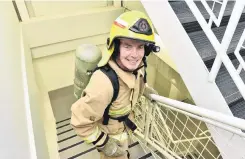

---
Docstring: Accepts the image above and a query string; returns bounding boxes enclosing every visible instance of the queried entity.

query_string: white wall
[0,2,32,159]
[22,33,54,159]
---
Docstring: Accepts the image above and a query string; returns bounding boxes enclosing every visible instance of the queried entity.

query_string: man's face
[116,38,145,71]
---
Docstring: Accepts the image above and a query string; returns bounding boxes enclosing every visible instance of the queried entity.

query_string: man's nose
[131,47,138,57]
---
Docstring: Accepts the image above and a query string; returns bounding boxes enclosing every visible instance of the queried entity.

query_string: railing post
[219,1,245,99]
[234,28,245,73]
[144,99,153,145]
[208,54,222,82]
[149,103,156,139]
[188,0,245,96]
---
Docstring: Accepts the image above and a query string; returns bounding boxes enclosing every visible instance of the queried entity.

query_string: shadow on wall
[146,53,195,105]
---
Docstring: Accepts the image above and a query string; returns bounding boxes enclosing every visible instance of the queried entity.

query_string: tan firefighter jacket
[70,59,146,145]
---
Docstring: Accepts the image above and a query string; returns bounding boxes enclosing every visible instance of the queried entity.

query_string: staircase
[48,2,245,158]
[4,1,245,159]
[141,1,245,158]
[49,86,156,159]
[168,1,245,119]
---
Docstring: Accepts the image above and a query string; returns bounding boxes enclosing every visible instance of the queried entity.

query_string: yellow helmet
[98,10,157,67]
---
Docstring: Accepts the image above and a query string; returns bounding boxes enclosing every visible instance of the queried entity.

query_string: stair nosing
[56,117,71,124]
[67,147,97,159]
[58,134,77,143]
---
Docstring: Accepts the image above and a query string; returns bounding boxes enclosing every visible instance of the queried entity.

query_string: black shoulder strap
[99,64,119,125]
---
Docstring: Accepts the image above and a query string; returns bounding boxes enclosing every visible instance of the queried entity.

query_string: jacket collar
[108,60,144,89]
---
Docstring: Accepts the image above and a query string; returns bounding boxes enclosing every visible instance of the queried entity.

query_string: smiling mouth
[127,59,138,64]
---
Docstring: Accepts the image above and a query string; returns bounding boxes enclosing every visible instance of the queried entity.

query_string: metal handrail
[150,94,245,136]
[186,0,245,101]
[132,95,245,158]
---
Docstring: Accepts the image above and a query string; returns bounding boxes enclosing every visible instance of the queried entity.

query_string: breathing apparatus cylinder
[74,44,102,99]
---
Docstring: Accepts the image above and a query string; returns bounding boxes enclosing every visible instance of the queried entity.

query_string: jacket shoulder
[85,69,114,101]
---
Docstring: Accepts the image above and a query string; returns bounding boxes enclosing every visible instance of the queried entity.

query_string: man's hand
[96,136,126,157]
[143,84,158,100]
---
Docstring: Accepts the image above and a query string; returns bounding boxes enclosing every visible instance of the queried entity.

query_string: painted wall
[33,59,60,159]
[22,6,124,91]
[22,31,51,159]
[33,45,105,91]
[21,4,124,159]
[24,1,192,102]
[20,2,194,158]
[0,2,35,159]
[25,0,112,18]
[33,40,193,103]
[147,54,193,102]
[123,0,193,102]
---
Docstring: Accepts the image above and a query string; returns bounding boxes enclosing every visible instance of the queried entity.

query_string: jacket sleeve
[70,70,113,145]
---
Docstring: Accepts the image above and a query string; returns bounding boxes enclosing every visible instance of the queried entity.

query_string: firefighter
[71,10,159,159]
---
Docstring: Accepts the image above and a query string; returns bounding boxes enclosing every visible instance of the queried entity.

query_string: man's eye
[124,45,131,48]
[139,45,144,49]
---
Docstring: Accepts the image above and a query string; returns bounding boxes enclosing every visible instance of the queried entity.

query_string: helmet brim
[97,46,114,67]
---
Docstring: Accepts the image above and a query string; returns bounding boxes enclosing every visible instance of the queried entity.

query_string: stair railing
[234,28,245,75]
[186,0,245,101]
[132,95,245,159]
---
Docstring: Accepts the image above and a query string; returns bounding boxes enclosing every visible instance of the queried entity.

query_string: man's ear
[144,44,153,56]
[111,39,120,60]
[107,38,110,48]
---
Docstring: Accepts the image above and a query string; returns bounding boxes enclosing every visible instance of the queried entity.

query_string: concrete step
[169,0,245,120]
[169,1,237,24]
[57,124,72,134]
[230,99,245,119]
[56,124,150,159]
[56,118,70,128]
[215,59,245,105]
[51,86,154,159]
[188,21,245,62]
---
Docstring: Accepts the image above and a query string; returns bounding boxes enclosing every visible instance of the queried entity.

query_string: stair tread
[138,152,153,159]
[58,134,81,150]
[215,59,245,105]
[58,128,76,141]
[230,100,245,119]
[170,1,245,61]
[169,1,245,120]
[189,21,245,61]
[170,1,235,24]
[59,141,99,159]
[50,86,151,158]
[128,142,146,159]
[57,124,72,134]
[74,148,99,159]
[56,118,70,127]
